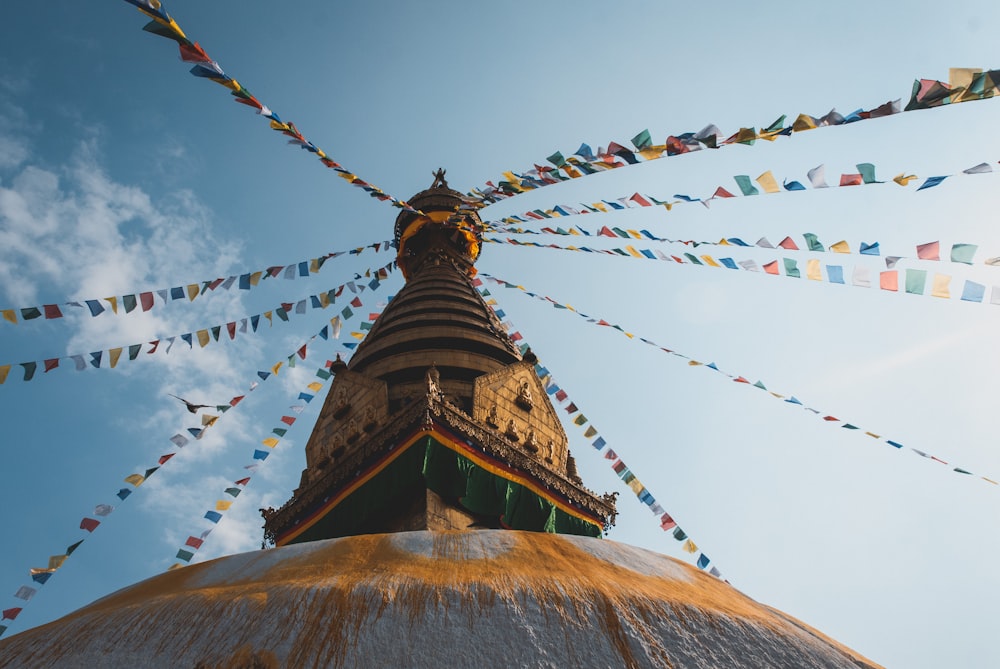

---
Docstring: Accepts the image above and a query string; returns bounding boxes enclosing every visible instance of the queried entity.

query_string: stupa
[0,173,882,669]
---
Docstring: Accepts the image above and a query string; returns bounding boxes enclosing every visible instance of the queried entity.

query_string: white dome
[0,531,879,668]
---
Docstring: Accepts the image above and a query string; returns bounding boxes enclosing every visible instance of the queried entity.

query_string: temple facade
[262,170,617,545]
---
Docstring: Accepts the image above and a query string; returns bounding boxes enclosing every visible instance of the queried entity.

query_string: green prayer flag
[733,175,759,196]
[804,233,825,252]
[950,243,977,265]
[856,163,881,184]
[905,269,927,294]
[631,129,652,150]
[783,258,800,278]
[341,307,353,319]
[763,114,786,132]
[546,151,566,167]
[573,414,587,426]
[176,549,195,562]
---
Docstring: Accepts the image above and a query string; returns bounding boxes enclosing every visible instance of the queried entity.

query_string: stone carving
[426,364,442,401]
[486,404,500,428]
[332,387,350,419]
[431,167,448,189]
[524,429,539,453]
[363,404,377,432]
[505,417,520,441]
[544,439,555,464]
[347,417,360,444]
[515,379,534,410]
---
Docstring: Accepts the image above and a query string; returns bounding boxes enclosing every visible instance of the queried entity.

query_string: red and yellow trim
[276,421,603,546]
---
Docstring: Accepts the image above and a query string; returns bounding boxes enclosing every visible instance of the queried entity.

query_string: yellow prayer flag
[124,473,145,487]
[307,382,323,392]
[249,271,262,286]
[318,292,330,308]
[271,361,283,376]
[830,240,850,254]
[0,365,9,384]
[167,563,185,571]
[106,296,118,314]
[309,258,320,273]
[865,432,881,439]
[196,330,210,348]
[269,119,291,132]
[626,478,644,494]
[806,259,822,281]
[109,348,123,368]
[931,273,951,299]
[682,539,698,554]
[47,555,68,570]
[592,203,608,213]
[893,173,918,186]
[638,145,666,160]
[756,170,781,194]
[792,113,818,131]
[567,228,580,236]
[563,165,582,178]
[215,500,233,511]
[950,67,981,102]
[201,414,218,427]
[688,360,703,366]
[700,256,721,268]
[1,309,16,324]
[624,246,643,258]
[718,238,731,246]
[187,284,199,301]
[262,437,279,448]
[626,230,643,240]
[264,311,273,325]
[350,332,364,340]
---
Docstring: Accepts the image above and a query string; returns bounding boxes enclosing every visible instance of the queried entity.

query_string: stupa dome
[0,531,880,668]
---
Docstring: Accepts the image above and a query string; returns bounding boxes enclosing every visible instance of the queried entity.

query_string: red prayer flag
[734,376,750,384]
[140,292,154,312]
[80,517,100,532]
[280,416,296,425]
[297,344,307,360]
[880,270,899,291]
[597,226,617,238]
[778,236,799,250]
[206,278,225,291]
[712,187,736,198]
[2,607,23,621]
[159,453,175,465]
[230,395,245,407]
[916,241,940,261]
[234,477,250,486]
[823,416,840,422]
[185,536,205,549]
[178,42,211,63]
[763,261,780,275]
[227,322,237,339]
[44,358,60,372]
[839,173,863,186]
[43,304,63,319]
[629,193,652,207]
[147,340,159,354]
[660,513,677,530]
[351,297,362,308]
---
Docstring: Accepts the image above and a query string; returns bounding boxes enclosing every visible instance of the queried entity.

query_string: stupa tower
[263,169,617,544]
[0,173,882,669]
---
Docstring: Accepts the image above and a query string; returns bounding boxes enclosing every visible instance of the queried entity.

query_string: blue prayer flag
[783,180,806,191]
[917,175,948,191]
[239,274,251,290]
[826,265,845,284]
[204,511,223,523]
[859,242,880,256]
[253,449,269,461]
[592,437,606,450]
[719,258,738,270]
[961,281,985,303]
[697,554,710,569]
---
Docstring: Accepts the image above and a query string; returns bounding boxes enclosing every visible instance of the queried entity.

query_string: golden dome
[0,531,880,668]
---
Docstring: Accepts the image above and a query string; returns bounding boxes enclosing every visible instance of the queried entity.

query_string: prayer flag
[682,539,698,554]
[697,554,711,569]
[950,243,977,265]
[905,269,927,295]
[916,241,940,261]
[806,259,822,281]
[755,171,780,193]
[961,280,985,303]
[783,258,800,278]
[859,242,880,256]
[917,176,948,191]
[762,261,779,275]
[778,236,799,250]
[204,511,223,523]
[733,175,759,196]
[803,233,824,252]
[856,163,880,184]
[807,164,828,188]
[827,265,845,284]
[80,518,100,532]
[931,273,951,299]
[880,271,898,291]
[215,500,233,511]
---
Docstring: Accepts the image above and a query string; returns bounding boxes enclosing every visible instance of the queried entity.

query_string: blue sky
[2,2,1000,667]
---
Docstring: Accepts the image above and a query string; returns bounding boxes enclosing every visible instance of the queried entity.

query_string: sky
[1,1,999,666]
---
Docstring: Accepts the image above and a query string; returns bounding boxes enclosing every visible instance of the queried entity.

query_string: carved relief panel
[302,369,389,477]
[472,361,569,472]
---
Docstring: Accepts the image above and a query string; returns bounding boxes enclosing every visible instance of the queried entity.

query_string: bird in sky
[167,394,213,414]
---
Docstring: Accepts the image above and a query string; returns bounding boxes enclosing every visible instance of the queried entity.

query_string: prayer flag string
[0,261,397,385]
[487,220,1000,271]
[471,67,998,204]
[475,282,726,579]
[120,1,420,215]
[0,241,392,327]
[484,237,1000,309]
[478,272,999,489]
[0,273,395,637]
[481,159,998,247]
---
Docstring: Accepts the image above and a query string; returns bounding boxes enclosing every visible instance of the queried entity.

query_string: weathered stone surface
[0,531,881,669]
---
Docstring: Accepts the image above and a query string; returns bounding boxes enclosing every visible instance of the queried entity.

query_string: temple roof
[0,531,882,669]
